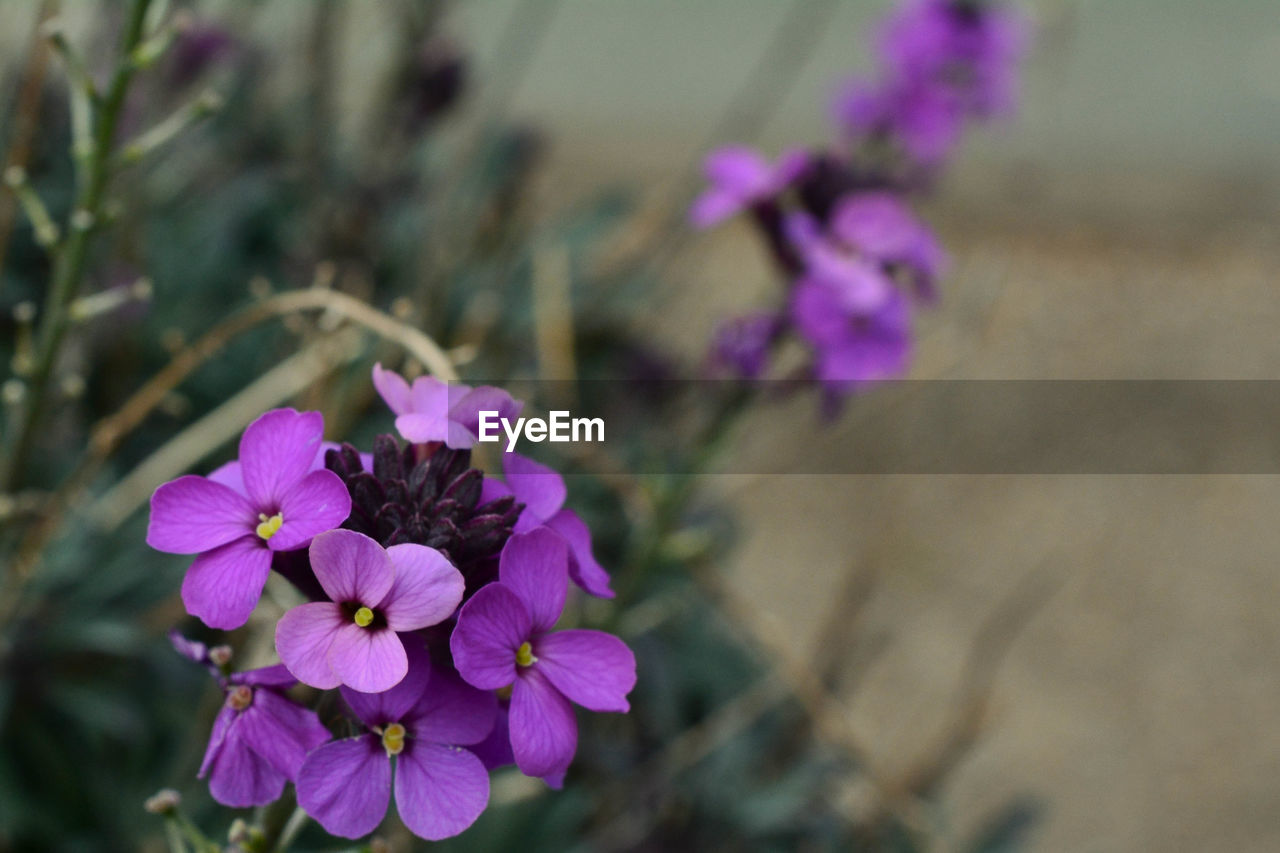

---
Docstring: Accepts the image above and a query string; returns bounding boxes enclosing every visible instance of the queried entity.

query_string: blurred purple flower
[710,313,783,379]
[297,648,496,841]
[169,22,235,88]
[481,453,614,598]
[831,76,964,167]
[147,409,351,630]
[829,192,947,301]
[791,279,913,392]
[689,145,810,229]
[879,0,1029,117]
[372,364,522,449]
[275,529,464,693]
[451,529,635,783]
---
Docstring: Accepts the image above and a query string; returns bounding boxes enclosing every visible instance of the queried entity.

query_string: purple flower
[297,649,496,841]
[786,211,896,313]
[276,529,465,693]
[196,663,331,808]
[450,529,636,782]
[481,453,613,598]
[710,313,783,379]
[147,409,352,629]
[689,145,810,229]
[879,0,1029,117]
[791,279,913,392]
[372,364,521,449]
[831,76,964,167]
[829,192,947,301]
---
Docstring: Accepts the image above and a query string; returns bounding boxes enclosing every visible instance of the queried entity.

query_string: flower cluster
[693,0,1028,403]
[148,367,635,841]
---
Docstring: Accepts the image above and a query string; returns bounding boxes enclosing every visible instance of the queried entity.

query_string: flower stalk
[0,0,155,493]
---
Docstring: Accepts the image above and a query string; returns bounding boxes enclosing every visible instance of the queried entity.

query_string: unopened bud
[70,208,94,231]
[60,374,86,400]
[227,818,250,844]
[1,379,26,405]
[12,301,36,324]
[144,788,182,814]
[4,166,26,188]
[208,645,232,667]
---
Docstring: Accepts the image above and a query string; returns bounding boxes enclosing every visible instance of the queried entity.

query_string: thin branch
[88,329,363,531]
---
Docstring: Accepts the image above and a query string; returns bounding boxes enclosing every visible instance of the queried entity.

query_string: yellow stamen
[255,512,283,540]
[516,641,535,667]
[353,606,375,627]
[381,722,406,756]
[495,685,513,702]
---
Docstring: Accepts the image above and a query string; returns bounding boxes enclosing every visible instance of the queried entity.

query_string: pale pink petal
[395,743,490,841]
[408,374,453,414]
[268,469,352,551]
[328,625,408,693]
[308,529,394,605]
[544,509,614,598]
[238,408,326,507]
[147,475,254,554]
[395,411,450,444]
[275,602,346,689]
[509,667,577,779]
[372,363,414,415]
[297,736,390,839]
[535,630,636,712]
[181,536,272,629]
[450,584,530,690]
[381,544,465,631]
[498,529,568,633]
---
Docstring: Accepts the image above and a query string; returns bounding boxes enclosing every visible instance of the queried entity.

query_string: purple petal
[805,246,893,314]
[544,509,614,598]
[238,689,332,780]
[509,667,577,779]
[395,743,490,841]
[688,189,744,229]
[450,584,529,690]
[275,602,346,689]
[502,453,566,527]
[381,544,465,631]
[830,192,920,260]
[372,363,414,415]
[297,736,390,839]
[268,469,351,551]
[181,536,272,630]
[198,705,236,778]
[308,529,394,606]
[169,630,208,664]
[341,640,432,727]
[404,665,498,746]
[773,147,811,186]
[328,625,408,693]
[238,408,326,508]
[480,476,512,505]
[207,723,288,808]
[206,460,247,497]
[703,145,771,195]
[498,529,568,633]
[232,664,296,688]
[535,630,636,712]
[395,411,450,445]
[447,386,522,449]
[470,705,514,770]
[146,475,254,554]
[409,374,453,414]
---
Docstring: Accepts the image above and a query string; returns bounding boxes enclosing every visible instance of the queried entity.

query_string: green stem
[0,0,153,492]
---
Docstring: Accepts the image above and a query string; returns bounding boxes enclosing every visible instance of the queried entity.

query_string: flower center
[226,685,253,711]
[381,722,406,756]
[353,606,375,627]
[256,512,283,540]
[515,641,535,667]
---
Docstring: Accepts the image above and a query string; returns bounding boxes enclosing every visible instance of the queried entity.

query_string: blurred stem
[272,806,309,852]
[0,0,153,493]
[255,789,299,851]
